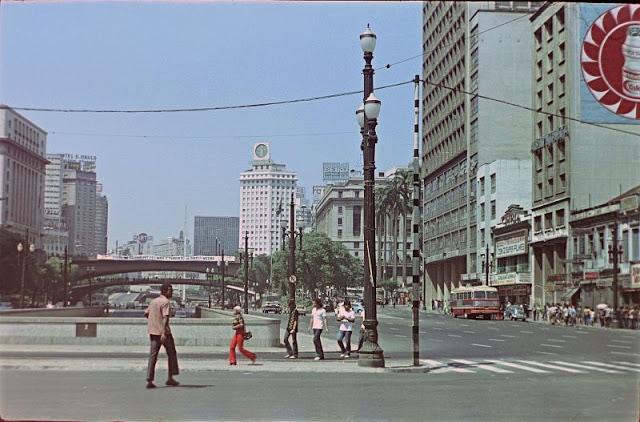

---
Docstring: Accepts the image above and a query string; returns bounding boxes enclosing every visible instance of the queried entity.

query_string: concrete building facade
[0,106,48,247]
[422,2,540,306]
[239,143,297,255]
[193,216,239,256]
[95,183,108,255]
[61,156,97,258]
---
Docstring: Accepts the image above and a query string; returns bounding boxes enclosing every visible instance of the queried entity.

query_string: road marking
[561,335,577,339]
[540,343,563,348]
[421,359,474,373]
[462,331,477,334]
[486,360,549,373]
[487,327,499,331]
[471,343,492,348]
[419,331,427,334]
[575,330,590,334]
[488,338,505,342]
[378,314,404,320]
[460,324,470,327]
[611,340,633,344]
[537,351,558,356]
[516,360,585,373]
[607,345,632,349]
[451,359,513,374]
[500,334,516,338]
[582,361,640,372]
[610,351,640,357]
[546,339,566,343]
[390,327,400,331]
[447,334,462,338]
[520,330,534,334]
[550,361,622,374]
[433,321,445,325]
[433,327,443,331]
[393,334,406,338]
[613,361,640,367]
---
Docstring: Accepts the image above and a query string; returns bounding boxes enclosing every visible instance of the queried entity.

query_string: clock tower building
[239,143,298,255]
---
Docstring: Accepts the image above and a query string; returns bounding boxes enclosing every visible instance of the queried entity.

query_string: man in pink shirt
[144,283,179,389]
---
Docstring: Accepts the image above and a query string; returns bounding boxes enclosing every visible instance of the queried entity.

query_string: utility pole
[63,245,69,307]
[288,193,296,303]
[221,248,226,310]
[612,221,620,319]
[411,75,421,367]
[244,231,249,314]
[485,243,490,286]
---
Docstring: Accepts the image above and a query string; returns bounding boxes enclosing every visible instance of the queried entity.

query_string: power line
[376,13,532,71]
[422,79,640,139]
[49,130,358,140]
[4,79,413,114]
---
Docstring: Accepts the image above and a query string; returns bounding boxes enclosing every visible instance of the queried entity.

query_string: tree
[0,229,22,297]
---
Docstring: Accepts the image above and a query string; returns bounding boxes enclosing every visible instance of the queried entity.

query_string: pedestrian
[308,298,328,360]
[283,299,299,359]
[144,283,179,389]
[229,305,256,365]
[336,300,355,358]
[357,308,366,352]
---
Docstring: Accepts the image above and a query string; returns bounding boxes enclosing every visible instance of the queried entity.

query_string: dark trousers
[337,330,352,355]
[147,333,179,382]
[313,329,324,359]
[283,331,298,357]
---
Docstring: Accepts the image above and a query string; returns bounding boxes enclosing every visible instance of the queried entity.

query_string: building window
[559,108,566,125]
[338,206,343,214]
[536,182,543,201]
[338,191,343,198]
[557,140,566,161]
[490,174,496,194]
[556,209,565,227]
[480,205,485,220]
[547,177,555,196]
[536,91,543,111]
[353,206,362,236]
[544,17,553,41]
[546,143,554,165]
[558,42,566,64]
[547,83,554,103]
[559,173,566,190]
[544,212,553,231]
[491,201,496,219]
[479,177,485,196]
[535,27,542,51]
[355,191,360,198]
[337,229,343,238]
[337,217,343,226]
[535,149,543,170]
[556,8,565,32]
[547,51,554,73]
[536,60,543,81]
[536,121,543,138]
[480,228,485,245]
[354,241,360,249]
[535,216,543,233]
[547,114,554,132]
[559,75,566,97]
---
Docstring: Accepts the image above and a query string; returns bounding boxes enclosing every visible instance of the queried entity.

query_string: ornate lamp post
[280,193,304,304]
[218,249,227,310]
[356,24,384,368]
[17,237,35,309]
[205,267,214,308]
[241,231,254,314]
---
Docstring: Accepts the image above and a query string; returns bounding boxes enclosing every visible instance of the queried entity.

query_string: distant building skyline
[194,216,239,256]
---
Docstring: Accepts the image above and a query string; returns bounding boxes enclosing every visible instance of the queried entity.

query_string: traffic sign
[289,275,297,284]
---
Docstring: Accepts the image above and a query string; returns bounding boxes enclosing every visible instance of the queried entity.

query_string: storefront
[495,282,532,306]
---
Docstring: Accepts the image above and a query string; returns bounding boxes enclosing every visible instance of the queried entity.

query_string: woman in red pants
[229,305,256,365]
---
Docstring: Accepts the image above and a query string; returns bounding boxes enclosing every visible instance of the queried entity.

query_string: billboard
[322,162,350,183]
[580,3,640,122]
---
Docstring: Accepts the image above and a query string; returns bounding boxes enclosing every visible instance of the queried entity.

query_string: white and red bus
[450,285,500,319]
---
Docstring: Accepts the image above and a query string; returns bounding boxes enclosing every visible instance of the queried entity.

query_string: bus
[450,285,500,319]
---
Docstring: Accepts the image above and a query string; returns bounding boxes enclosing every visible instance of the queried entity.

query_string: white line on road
[471,343,492,348]
[488,338,505,342]
[421,359,474,373]
[561,335,577,339]
[516,360,585,373]
[537,351,558,356]
[520,330,534,334]
[550,361,622,374]
[487,327,499,331]
[432,327,443,331]
[613,361,640,367]
[500,334,516,338]
[546,339,566,343]
[575,331,590,335]
[610,351,640,357]
[611,340,633,344]
[582,361,640,372]
[460,324,470,327]
[390,327,400,331]
[419,331,427,334]
[448,334,462,338]
[451,359,513,373]
[462,331,477,334]
[433,321,445,325]
[540,344,563,348]
[607,345,632,349]
[394,334,406,338]
[486,360,549,373]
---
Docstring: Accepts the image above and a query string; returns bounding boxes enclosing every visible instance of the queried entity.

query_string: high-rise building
[43,154,68,257]
[529,3,640,306]
[95,183,108,255]
[422,2,541,305]
[322,162,350,184]
[61,155,97,257]
[0,105,48,246]
[194,216,239,256]
[239,143,297,255]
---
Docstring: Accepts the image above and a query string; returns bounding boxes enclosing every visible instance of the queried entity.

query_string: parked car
[262,301,282,314]
[505,305,526,321]
[174,309,189,318]
[352,302,364,315]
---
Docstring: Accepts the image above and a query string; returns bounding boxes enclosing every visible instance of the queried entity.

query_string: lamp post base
[358,324,385,368]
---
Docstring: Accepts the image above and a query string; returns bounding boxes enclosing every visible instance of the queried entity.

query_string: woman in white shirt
[336,300,356,358]
[308,298,328,360]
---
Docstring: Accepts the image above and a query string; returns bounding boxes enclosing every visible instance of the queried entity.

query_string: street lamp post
[205,267,214,308]
[608,221,623,324]
[63,245,69,307]
[17,232,35,309]
[218,248,226,310]
[242,231,253,314]
[280,193,304,305]
[356,24,384,368]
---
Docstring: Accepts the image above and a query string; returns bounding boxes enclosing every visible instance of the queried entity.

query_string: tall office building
[61,155,97,257]
[422,2,541,305]
[43,153,68,257]
[95,183,109,255]
[194,216,239,256]
[529,3,640,306]
[239,143,297,255]
[0,105,48,246]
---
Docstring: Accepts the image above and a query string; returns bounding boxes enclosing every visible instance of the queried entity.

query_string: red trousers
[229,331,256,364]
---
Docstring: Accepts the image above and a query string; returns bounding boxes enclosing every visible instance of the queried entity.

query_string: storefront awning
[560,286,581,301]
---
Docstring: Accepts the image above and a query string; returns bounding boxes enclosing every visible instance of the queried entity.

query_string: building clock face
[255,144,268,158]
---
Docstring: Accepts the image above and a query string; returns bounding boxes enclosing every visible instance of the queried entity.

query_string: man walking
[145,283,179,389]
[283,299,299,359]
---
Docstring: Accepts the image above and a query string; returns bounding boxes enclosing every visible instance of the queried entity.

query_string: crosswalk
[419,358,640,376]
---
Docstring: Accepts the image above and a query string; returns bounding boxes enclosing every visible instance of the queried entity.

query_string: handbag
[243,331,253,340]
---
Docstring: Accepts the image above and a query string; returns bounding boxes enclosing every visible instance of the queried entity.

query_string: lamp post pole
[358,24,384,368]
[288,193,297,304]
[485,242,490,286]
[411,74,422,367]
[244,231,249,314]
[206,268,212,308]
[63,245,69,307]
[221,248,226,310]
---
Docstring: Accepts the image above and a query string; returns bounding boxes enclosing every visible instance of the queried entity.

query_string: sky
[0,0,422,249]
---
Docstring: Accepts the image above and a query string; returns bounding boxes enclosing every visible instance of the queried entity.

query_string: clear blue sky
[0,0,421,249]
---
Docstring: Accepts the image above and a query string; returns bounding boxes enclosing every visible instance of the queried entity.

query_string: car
[351,302,364,315]
[174,309,189,318]
[262,301,282,314]
[505,305,526,321]
[296,305,307,316]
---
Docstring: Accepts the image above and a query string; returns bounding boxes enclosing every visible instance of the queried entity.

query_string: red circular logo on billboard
[581,4,640,119]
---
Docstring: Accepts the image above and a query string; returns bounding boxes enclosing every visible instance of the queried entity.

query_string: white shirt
[338,309,355,331]
[311,307,326,330]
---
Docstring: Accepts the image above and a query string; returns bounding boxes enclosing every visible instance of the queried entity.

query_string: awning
[560,286,581,301]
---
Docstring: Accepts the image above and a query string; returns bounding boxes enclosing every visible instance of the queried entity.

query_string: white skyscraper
[239,143,297,255]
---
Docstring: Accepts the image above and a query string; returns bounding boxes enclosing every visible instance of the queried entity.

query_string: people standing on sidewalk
[336,300,355,358]
[144,283,179,389]
[308,298,327,361]
[283,299,299,359]
[229,305,256,366]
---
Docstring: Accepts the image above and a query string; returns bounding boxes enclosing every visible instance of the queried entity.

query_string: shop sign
[544,284,557,292]
[547,273,566,283]
[620,195,639,213]
[632,264,640,287]
[491,272,517,286]
[596,278,612,288]
[495,236,526,258]
[584,271,599,280]
[497,284,531,297]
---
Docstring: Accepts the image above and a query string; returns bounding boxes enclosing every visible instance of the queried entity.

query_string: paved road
[0,369,637,421]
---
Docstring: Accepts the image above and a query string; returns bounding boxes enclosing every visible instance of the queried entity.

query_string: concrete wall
[0,310,281,347]
[0,307,106,317]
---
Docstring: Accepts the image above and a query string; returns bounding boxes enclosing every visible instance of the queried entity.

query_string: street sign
[289,275,297,284]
